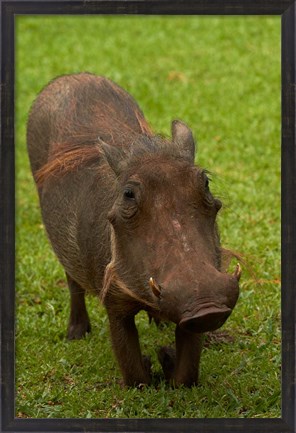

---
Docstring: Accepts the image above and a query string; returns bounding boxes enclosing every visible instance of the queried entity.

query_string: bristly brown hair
[221,247,259,282]
[101,261,159,312]
[35,143,103,187]
[34,115,153,189]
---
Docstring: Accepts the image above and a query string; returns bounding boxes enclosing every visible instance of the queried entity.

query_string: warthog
[27,72,240,387]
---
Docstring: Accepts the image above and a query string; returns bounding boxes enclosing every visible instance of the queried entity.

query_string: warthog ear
[171,120,196,163]
[99,139,125,176]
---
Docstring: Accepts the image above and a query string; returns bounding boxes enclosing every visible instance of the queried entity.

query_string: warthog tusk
[233,263,242,281]
[149,277,161,298]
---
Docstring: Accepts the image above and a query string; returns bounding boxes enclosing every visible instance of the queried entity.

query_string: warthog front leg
[158,327,204,387]
[66,273,91,340]
[107,312,151,387]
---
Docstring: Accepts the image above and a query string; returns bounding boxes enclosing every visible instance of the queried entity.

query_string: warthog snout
[178,266,241,333]
[152,263,241,333]
[179,304,232,333]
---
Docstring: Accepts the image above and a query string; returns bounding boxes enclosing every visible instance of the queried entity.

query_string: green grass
[15,16,281,418]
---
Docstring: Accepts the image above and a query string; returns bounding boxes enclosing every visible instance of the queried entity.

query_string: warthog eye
[203,171,211,190]
[124,187,135,200]
[121,186,138,220]
[200,171,219,210]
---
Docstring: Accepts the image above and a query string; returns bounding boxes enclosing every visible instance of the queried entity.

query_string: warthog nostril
[179,305,232,333]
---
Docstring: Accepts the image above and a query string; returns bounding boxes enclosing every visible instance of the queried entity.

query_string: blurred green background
[15,16,281,418]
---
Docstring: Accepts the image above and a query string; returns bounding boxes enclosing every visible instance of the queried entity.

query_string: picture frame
[0,1,295,432]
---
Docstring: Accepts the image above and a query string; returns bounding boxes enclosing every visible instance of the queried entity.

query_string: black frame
[1,1,295,432]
